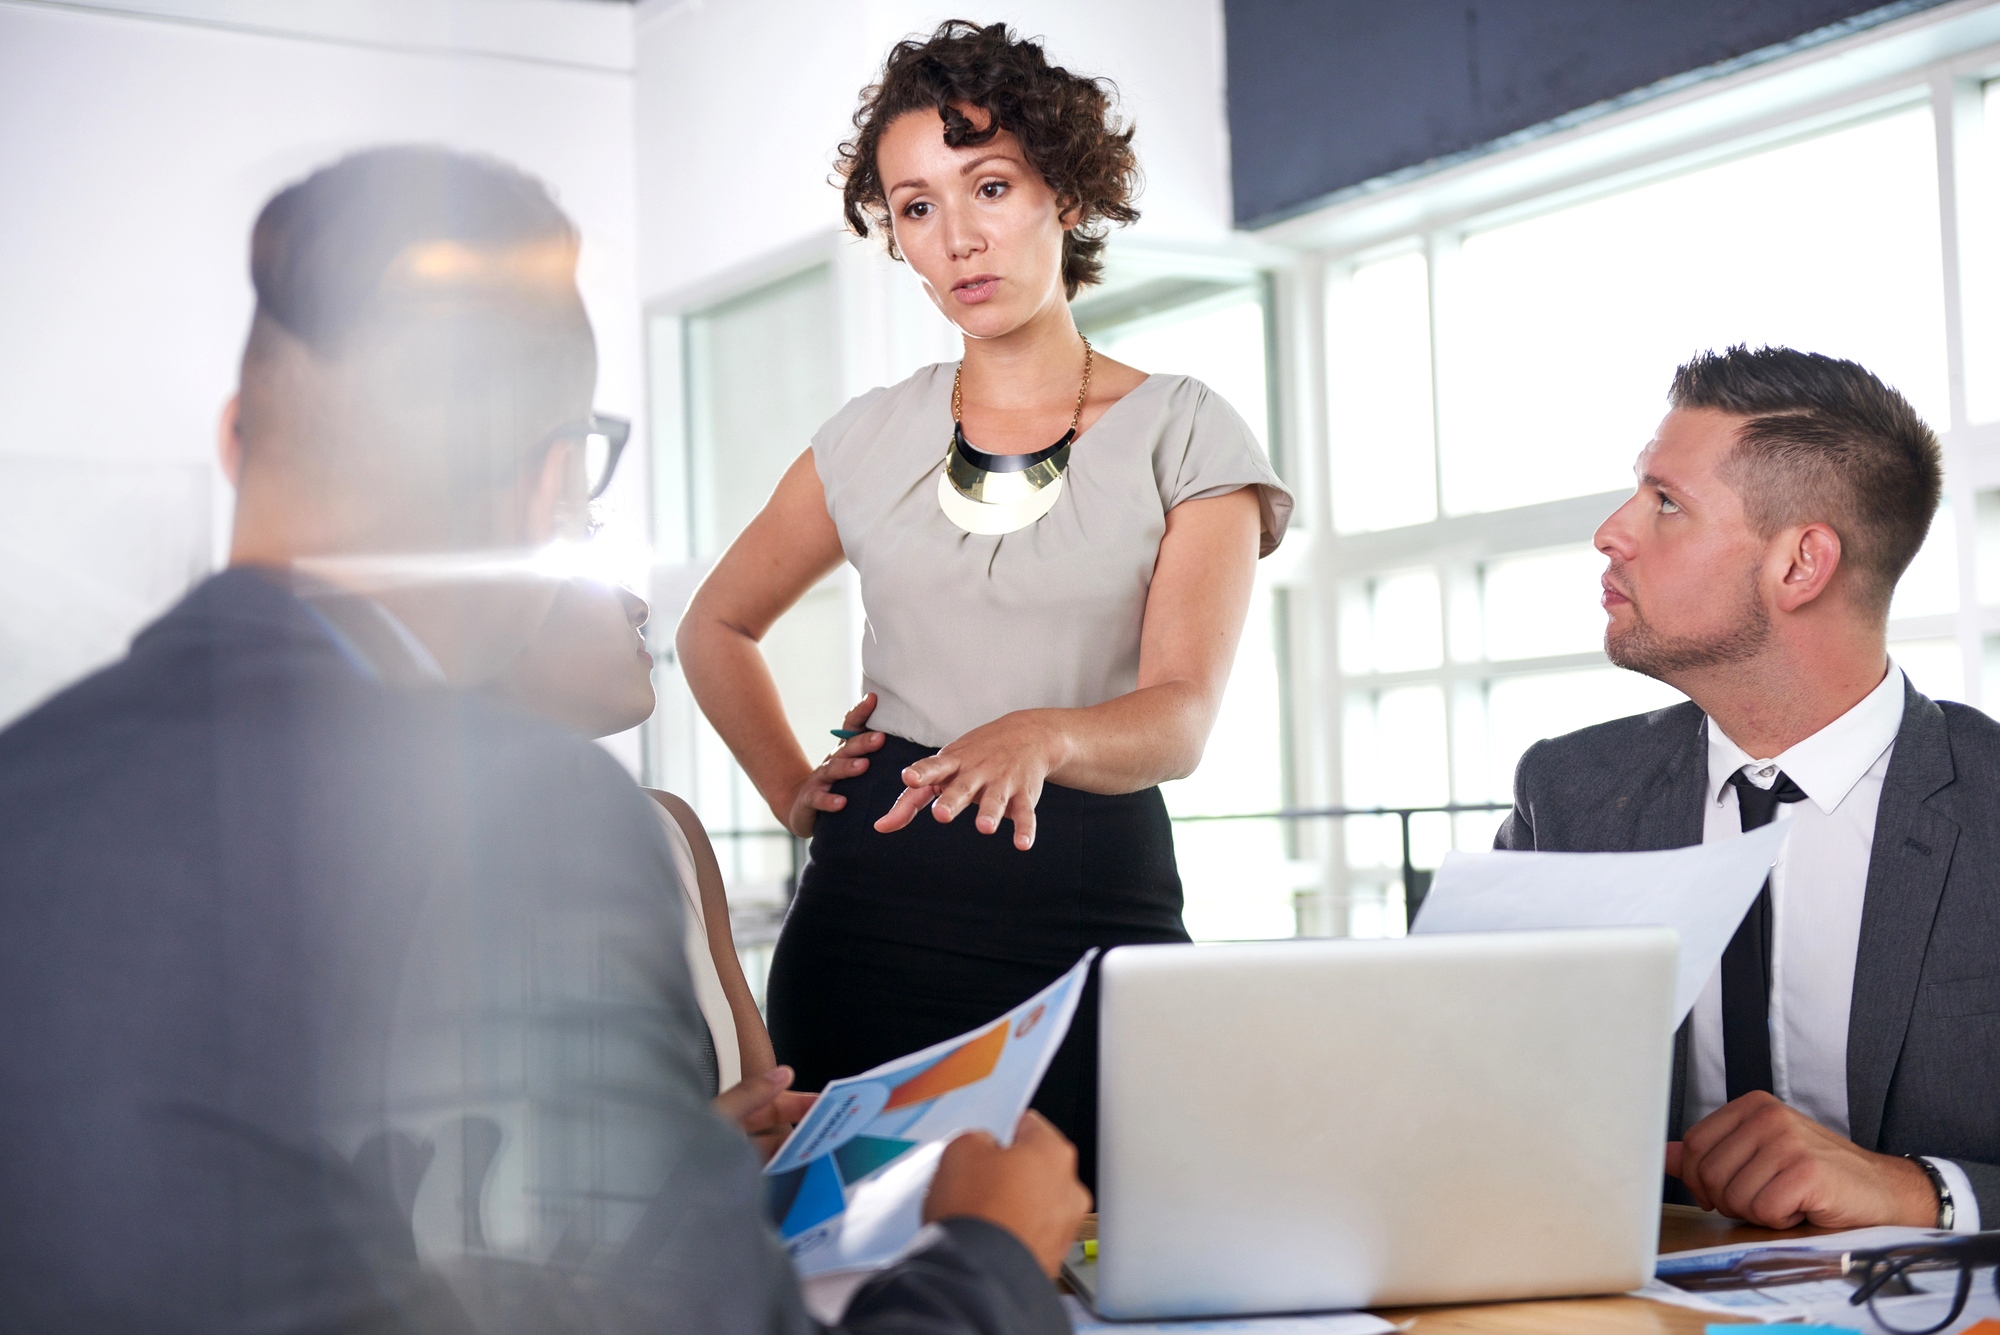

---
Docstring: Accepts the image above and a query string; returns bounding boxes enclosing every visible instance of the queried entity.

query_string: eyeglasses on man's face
[540,413,631,501]
[1845,1232,2000,1334]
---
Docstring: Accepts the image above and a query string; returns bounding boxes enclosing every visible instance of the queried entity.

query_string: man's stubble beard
[1604,564,1771,680]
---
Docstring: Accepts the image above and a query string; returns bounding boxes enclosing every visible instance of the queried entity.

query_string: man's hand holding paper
[925,1110,1092,1276]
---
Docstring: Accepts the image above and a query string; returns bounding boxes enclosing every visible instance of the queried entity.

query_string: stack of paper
[1639,1226,2000,1332]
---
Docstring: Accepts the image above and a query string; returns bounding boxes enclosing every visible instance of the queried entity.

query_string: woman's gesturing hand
[782,694,886,838]
[874,710,1064,851]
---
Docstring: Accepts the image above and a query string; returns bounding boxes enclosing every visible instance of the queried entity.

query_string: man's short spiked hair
[1669,346,1942,614]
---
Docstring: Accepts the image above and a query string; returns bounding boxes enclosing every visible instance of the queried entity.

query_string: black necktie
[1722,769,1808,1100]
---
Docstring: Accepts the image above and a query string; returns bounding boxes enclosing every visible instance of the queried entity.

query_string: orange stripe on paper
[883,1020,1009,1110]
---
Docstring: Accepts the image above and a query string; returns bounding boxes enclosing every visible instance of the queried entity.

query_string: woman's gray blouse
[811,362,1294,749]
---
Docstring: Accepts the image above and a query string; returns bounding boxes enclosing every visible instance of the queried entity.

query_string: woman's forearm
[1037,680,1215,794]
[696,852,776,1079]
[674,449,850,824]
[652,789,778,1079]
[1039,489,1260,794]
[676,609,813,821]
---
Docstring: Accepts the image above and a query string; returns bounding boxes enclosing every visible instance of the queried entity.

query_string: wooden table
[1073,1205,1836,1332]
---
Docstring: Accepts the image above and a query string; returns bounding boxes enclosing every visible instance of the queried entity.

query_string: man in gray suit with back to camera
[0,147,1081,1333]
[1500,345,1998,1233]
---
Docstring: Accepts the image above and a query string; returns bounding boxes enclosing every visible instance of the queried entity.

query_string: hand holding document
[765,950,1094,1281]
[1411,821,1789,1022]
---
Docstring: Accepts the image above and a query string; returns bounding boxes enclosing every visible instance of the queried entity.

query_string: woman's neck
[953,301,1093,454]
[957,300,1086,409]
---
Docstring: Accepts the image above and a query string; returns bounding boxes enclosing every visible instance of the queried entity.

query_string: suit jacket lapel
[1847,681,1958,1151]
[1640,711,1708,851]
[1642,710,1707,1143]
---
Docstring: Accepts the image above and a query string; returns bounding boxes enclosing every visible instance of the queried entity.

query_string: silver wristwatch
[1907,1154,1956,1230]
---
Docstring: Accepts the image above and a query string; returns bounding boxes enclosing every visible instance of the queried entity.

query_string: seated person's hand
[922,1110,1091,1276]
[713,1065,817,1165]
[1667,1090,1940,1229]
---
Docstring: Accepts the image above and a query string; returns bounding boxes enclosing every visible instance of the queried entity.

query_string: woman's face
[496,578,655,738]
[879,106,1074,341]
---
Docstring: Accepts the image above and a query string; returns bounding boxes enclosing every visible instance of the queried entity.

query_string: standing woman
[676,20,1290,1189]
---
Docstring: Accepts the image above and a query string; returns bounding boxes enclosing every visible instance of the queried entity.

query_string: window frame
[1259,15,2000,935]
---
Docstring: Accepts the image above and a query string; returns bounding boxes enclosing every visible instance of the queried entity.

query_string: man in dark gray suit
[0,147,1082,1332]
[1499,345,1998,1233]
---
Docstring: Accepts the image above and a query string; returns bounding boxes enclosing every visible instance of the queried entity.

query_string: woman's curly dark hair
[837,20,1140,299]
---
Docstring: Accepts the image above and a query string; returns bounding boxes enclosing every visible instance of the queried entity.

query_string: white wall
[631,0,1235,306]
[0,0,644,754]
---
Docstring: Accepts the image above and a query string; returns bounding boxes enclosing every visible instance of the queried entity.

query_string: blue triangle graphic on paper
[764,1164,808,1227]
[833,1135,918,1185]
[779,1152,846,1239]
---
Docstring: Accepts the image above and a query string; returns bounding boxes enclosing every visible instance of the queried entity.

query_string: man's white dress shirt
[1691,663,1978,1229]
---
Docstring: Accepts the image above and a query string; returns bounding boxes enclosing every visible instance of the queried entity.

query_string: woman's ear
[218,394,244,487]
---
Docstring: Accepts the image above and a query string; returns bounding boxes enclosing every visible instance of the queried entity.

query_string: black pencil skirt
[764,734,1189,1195]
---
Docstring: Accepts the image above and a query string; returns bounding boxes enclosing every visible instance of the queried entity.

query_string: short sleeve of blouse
[1152,379,1295,557]
[808,380,899,542]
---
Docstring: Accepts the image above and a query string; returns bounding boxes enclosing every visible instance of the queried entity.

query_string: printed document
[765,950,1095,1279]
[1637,1225,1998,1332]
[1411,820,1789,1022]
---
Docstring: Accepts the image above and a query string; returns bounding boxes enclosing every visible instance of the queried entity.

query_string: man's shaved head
[236,147,596,553]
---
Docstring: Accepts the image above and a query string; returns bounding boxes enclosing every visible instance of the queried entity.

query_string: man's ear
[1773,521,1843,613]
[523,438,584,545]
[218,394,244,487]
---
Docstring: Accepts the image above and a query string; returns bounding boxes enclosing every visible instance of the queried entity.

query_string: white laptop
[1068,927,1676,1320]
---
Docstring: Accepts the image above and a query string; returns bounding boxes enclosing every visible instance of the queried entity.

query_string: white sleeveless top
[812,365,1293,749]
[652,802,740,1091]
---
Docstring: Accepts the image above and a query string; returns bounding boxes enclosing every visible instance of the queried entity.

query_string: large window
[648,18,2000,976]
[1083,283,1302,942]
[1304,63,2000,937]
[647,264,849,991]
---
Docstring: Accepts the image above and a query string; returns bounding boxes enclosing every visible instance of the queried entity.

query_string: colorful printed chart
[765,951,1096,1277]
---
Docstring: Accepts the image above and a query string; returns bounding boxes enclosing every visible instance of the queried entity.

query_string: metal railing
[701,801,1515,932]
[1170,802,1514,922]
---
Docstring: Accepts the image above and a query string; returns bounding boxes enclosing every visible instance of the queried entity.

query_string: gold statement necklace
[936,337,1093,536]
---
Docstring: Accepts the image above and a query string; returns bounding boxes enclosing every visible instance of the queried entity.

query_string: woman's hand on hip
[782,694,885,838]
[874,710,1066,851]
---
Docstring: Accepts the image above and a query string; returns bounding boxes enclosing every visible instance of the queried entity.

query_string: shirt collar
[1706,663,1906,815]
[296,583,447,686]
[365,599,447,682]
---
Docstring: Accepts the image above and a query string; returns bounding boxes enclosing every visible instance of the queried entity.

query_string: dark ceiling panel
[1225,0,1947,227]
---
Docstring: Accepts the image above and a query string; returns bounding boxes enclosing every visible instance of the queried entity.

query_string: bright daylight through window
[647,51,2000,973]
[1090,289,1301,942]
[1318,92,1993,938]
